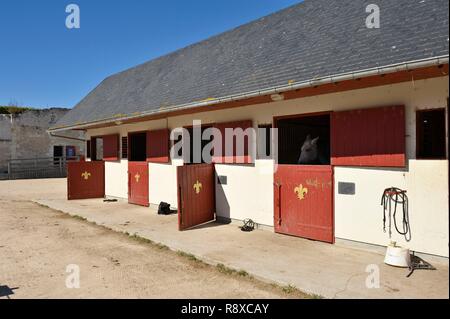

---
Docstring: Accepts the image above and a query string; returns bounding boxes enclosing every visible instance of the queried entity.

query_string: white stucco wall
[105,160,128,199]
[215,160,274,226]
[335,160,449,257]
[148,160,182,209]
[86,76,449,256]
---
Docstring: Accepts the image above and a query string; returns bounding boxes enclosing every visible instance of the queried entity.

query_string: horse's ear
[305,134,311,141]
[311,136,320,145]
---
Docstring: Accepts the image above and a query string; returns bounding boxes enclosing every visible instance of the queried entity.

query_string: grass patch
[216,264,251,278]
[177,251,200,262]
[237,270,250,277]
[281,284,298,294]
[155,243,169,250]
[216,263,235,275]
[129,233,154,245]
[72,215,87,221]
[269,282,306,296]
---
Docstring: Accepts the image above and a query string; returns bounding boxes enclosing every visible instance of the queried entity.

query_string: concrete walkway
[34,197,449,299]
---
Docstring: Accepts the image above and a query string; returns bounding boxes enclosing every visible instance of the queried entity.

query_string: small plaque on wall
[218,176,228,185]
[338,182,356,195]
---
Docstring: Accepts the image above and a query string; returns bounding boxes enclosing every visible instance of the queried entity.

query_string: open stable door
[274,165,334,243]
[177,164,215,230]
[274,113,334,243]
[67,161,105,200]
[128,162,149,207]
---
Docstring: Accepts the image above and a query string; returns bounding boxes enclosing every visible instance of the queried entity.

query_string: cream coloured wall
[405,160,448,256]
[334,160,449,257]
[105,160,128,199]
[215,160,274,226]
[148,159,183,209]
[86,76,449,256]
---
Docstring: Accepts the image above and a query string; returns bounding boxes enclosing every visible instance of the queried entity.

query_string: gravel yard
[0,195,303,299]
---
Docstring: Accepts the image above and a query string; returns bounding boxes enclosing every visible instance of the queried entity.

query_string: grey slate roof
[55,0,449,129]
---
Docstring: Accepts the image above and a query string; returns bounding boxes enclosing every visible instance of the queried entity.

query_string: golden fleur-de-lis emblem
[294,184,308,200]
[193,180,202,194]
[135,174,140,183]
[81,171,91,180]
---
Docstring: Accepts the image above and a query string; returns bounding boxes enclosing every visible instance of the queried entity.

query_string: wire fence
[4,156,81,180]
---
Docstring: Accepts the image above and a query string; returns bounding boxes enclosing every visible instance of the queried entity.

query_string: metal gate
[67,161,105,200]
[128,162,149,207]
[274,165,334,243]
[177,164,215,230]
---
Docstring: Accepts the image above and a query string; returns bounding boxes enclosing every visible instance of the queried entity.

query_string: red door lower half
[128,162,149,207]
[177,164,215,231]
[274,165,334,243]
[67,161,105,200]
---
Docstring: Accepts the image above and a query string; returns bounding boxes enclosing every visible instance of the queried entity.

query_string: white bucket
[384,242,411,268]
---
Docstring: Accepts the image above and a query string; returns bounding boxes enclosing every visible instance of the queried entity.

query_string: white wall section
[105,160,128,199]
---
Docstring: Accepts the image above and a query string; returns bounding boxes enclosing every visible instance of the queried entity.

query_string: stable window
[184,125,214,165]
[416,109,447,159]
[86,140,91,159]
[172,131,183,160]
[276,114,330,165]
[128,132,147,162]
[147,129,170,163]
[257,124,272,159]
[96,138,103,160]
[213,120,253,164]
[90,137,104,161]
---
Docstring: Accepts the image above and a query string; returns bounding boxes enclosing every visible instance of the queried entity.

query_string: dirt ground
[0,197,305,299]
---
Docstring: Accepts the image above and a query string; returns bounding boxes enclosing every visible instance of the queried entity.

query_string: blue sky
[0,0,301,108]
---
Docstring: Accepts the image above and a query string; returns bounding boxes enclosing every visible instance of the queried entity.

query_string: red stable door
[177,164,215,230]
[67,161,105,200]
[128,162,149,207]
[274,165,334,243]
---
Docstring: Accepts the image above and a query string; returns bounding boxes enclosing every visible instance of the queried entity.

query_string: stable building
[50,0,449,257]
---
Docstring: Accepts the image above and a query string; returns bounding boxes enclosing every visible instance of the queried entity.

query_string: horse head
[298,135,320,164]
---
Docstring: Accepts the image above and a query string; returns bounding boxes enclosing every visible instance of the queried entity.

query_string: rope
[241,219,255,232]
[381,187,411,242]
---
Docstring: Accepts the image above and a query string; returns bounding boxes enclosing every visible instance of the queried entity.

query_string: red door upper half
[67,161,105,200]
[128,162,149,207]
[274,165,334,243]
[177,164,215,231]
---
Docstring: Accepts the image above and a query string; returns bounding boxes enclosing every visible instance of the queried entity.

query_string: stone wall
[0,115,12,172]
[0,108,85,173]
